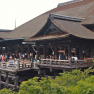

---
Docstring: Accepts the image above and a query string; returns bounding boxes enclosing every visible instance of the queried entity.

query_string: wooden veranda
[0,58,93,90]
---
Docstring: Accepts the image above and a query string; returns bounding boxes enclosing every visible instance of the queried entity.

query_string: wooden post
[63,69,65,73]
[79,45,82,59]
[1,46,2,54]
[36,45,39,60]
[14,74,18,89]
[50,67,52,72]
[6,72,9,88]
[15,43,17,58]
[90,45,93,58]
[27,45,30,59]
[17,59,20,70]
[68,43,71,59]
[54,45,58,59]
[38,68,41,74]
[0,71,1,89]
[6,47,7,54]
[43,45,46,59]
[20,44,23,55]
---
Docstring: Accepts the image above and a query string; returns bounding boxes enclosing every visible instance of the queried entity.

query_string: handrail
[40,59,93,68]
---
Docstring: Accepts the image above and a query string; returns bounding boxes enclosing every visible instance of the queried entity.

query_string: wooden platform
[0,58,93,90]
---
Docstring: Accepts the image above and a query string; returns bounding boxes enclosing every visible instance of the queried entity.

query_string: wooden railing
[0,60,33,70]
[39,59,93,68]
[0,58,93,70]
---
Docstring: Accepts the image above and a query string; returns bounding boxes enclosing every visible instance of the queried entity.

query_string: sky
[0,0,71,30]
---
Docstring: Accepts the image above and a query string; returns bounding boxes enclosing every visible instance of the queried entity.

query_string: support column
[15,44,17,58]
[90,45,93,58]
[43,45,46,59]
[27,45,30,58]
[79,45,82,59]
[1,46,2,54]
[63,69,65,73]
[68,43,71,59]
[0,71,1,89]
[6,72,9,88]
[36,45,39,60]
[9,44,12,55]
[6,47,7,54]
[54,45,58,59]
[14,74,18,89]
[20,44,23,54]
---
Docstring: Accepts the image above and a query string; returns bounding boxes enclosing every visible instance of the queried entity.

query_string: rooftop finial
[15,19,16,29]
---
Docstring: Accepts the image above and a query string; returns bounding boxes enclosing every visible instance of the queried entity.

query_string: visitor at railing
[59,53,63,60]
[46,55,49,59]
[5,55,8,62]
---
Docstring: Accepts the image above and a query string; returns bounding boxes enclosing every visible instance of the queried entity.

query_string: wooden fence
[39,59,93,68]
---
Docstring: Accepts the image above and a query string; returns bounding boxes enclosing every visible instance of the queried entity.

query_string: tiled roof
[26,15,94,41]
[0,29,12,38]
[5,0,94,39]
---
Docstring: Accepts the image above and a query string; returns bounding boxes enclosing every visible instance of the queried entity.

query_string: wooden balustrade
[0,60,33,70]
[0,58,93,70]
[39,59,93,68]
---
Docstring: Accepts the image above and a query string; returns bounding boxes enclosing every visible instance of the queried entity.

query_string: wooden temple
[0,0,94,90]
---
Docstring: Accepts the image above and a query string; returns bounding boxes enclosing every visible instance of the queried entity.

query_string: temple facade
[0,0,94,60]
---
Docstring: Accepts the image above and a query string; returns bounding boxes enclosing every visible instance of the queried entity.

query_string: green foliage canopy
[1,67,94,94]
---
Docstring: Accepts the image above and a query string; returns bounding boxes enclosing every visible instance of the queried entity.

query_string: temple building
[0,0,94,89]
[0,0,94,60]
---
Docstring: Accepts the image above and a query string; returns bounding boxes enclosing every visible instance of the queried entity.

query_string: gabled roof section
[25,13,94,41]
[33,15,67,37]
[51,15,94,39]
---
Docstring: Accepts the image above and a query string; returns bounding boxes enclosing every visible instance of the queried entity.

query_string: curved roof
[6,0,94,39]
[26,14,94,41]
[52,18,94,39]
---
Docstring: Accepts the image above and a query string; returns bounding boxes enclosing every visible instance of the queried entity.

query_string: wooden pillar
[36,45,39,60]
[68,44,71,59]
[9,44,12,55]
[14,74,18,89]
[79,45,82,59]
[43,45,46,59]
[1,46,2,54]
[6,47,7,54]
[54,45,58,59]
[15,44,17,58]
[38,68,41,74]
[27,45,30,58]
[63,69,65,73]
[0,71,1,89]
[20,44,23,54]
[90,45,93,58]
[6,72,9,88]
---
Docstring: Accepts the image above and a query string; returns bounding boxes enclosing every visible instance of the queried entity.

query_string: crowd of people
[0,52,34,62]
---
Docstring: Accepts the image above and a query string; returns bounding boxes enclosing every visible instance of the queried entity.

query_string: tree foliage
[1,67,94,94]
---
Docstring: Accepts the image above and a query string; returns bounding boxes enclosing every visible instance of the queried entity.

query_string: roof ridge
[57,0,85,7]
[49,13,85,22]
